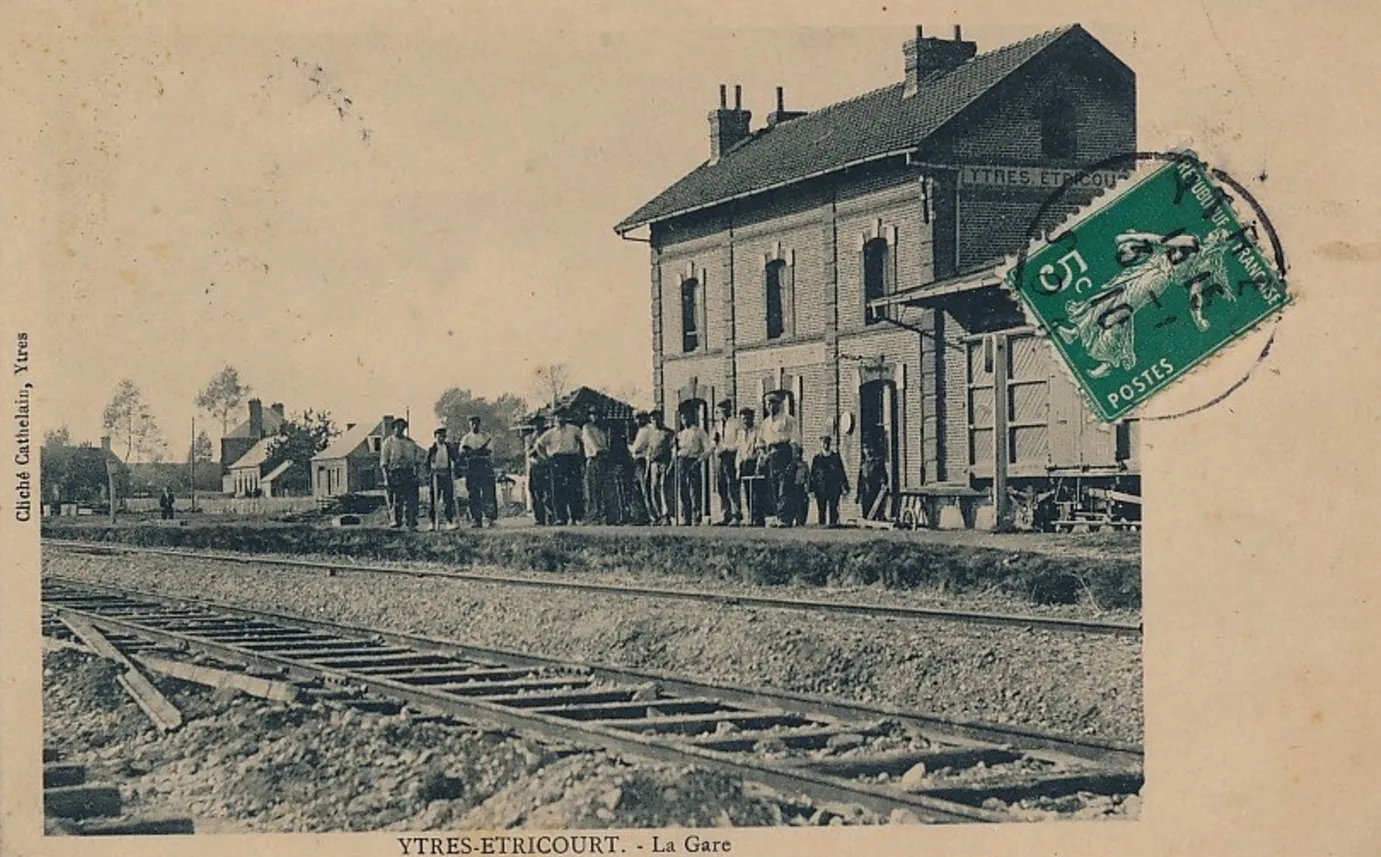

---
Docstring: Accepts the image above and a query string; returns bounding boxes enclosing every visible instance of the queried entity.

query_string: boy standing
[808,436,849,527]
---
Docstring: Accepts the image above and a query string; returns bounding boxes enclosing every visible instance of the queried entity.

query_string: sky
[10,0,1380,454]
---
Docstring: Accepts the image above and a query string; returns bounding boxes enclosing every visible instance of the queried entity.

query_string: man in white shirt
[735,407,766,526]
[630,410,674,525]
[580,414,611,524]
[459,416,497,528]
[533,411,584,524]
[379,418,423,529]
[711,399,744,526]
[674,410,712,525]
[759,393,802,526]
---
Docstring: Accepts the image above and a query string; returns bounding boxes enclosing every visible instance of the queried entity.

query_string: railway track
[42,540,1141,637]
[42,574,1142,824]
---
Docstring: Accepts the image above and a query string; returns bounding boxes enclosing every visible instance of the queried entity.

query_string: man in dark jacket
[425,427,461,530]
[809,435,849,527]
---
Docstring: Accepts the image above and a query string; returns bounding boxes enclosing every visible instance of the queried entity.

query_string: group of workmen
[525,391,886,528]
[377,415,498,530]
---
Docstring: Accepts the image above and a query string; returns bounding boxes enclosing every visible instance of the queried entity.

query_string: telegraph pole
[189,416,197,513]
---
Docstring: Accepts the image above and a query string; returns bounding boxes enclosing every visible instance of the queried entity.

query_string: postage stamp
[1004,153,1290,422]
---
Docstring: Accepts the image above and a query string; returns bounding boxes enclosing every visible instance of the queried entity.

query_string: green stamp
[1005,154,1289,422]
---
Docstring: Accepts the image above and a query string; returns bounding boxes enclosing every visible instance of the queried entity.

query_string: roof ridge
[616,23,1104,233]
[747,24,1078,129]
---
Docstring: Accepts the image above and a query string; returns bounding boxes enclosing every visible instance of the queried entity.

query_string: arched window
[1041,98,1077,159]
[863,237,891,324]
[680,277,702,353]
[765,259,793,340]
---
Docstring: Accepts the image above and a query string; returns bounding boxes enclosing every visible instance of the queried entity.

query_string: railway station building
[616,24,1141,528]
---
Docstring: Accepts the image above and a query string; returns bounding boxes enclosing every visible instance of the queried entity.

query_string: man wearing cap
[674,410,712,525]
[631,410,674,525]
[533,410,584,525]
[711,399,744,526]
[759,393,801,526]
[459,416,498,528]
[425,426,461,530]
[736,408,766,526]
[526,414,553,525]
[580,411,611,524]
[379,418,423,529]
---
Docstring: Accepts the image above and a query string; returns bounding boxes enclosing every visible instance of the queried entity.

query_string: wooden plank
[133,654,301,704]
[781,746,1021,778]
[916,770,1144,803]
[59,615,183,732]
[43,763,87,789]
[71,816,196,835]
[602,710,814,736]
[44,784,121,820]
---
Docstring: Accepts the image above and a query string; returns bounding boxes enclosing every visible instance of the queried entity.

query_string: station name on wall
[957,164,1130,190]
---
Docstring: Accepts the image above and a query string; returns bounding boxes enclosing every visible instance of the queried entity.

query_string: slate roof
[525,387,636,425]
[226,436,277,471]
[616,25,1100,233]
[313,418,390,461]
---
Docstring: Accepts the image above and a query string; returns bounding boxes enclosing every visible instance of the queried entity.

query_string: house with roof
[617,24,1138,525]
[220,399,286,491]
[225,436,300,497]
[311,415,396,499]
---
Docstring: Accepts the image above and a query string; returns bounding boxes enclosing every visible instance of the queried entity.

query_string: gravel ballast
[42,648,833,832]
[44,551,1143,743]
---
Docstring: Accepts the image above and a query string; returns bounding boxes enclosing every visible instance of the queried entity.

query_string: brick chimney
[248,398,264,438]
[708,84,752,164]
[100,435,111,452]
[382,414,395,435]
[903,25,977,98]
[766,86,807,128]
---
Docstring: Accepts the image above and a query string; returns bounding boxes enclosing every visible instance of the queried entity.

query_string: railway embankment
[41,521,1140,610]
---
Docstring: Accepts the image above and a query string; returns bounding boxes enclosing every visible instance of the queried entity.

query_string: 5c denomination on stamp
[1005,153,1289,421]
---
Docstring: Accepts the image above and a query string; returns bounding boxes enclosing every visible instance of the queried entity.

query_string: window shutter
[793,375,804,424]
[785,261,796,337]
[885,236,898,296]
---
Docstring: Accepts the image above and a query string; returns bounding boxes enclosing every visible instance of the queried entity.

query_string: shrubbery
[42,523,1140,609]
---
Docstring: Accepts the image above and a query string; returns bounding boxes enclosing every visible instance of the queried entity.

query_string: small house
[225,436,298,497]
[220,398,286,491]
[311,415,395,499]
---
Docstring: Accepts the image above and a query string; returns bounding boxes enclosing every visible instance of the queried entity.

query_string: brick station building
[616,24,1138,526]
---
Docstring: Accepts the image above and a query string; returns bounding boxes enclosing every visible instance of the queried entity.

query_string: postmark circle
[1009,150,1288,422]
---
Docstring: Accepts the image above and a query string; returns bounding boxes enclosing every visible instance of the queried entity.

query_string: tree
[41,429,122,506]
[196,365,252,437]
[433,388,527,472]
[600,382,647,410]
[530,363,571,410]
[188,429,214,465]
[44,425,72,447]
[102,379,163,462]
[264,410,339,494]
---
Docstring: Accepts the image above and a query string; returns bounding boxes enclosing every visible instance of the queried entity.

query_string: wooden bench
[896,486,987,530]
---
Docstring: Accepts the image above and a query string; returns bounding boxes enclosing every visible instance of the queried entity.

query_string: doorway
[858,379,899,518]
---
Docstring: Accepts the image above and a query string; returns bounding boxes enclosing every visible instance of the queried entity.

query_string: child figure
[786,446,811,527]
[808,436,849,527]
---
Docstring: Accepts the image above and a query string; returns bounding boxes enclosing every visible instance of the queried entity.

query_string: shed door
[1006,333,1050,477]
[967,332,1052,479]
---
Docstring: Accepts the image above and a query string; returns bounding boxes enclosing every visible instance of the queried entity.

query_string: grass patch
[42,522,1140,609]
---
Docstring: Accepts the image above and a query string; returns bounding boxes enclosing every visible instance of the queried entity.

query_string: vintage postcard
[2,1,1378,856]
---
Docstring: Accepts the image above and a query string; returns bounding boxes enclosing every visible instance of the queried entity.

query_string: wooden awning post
[991,333,1013,532]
